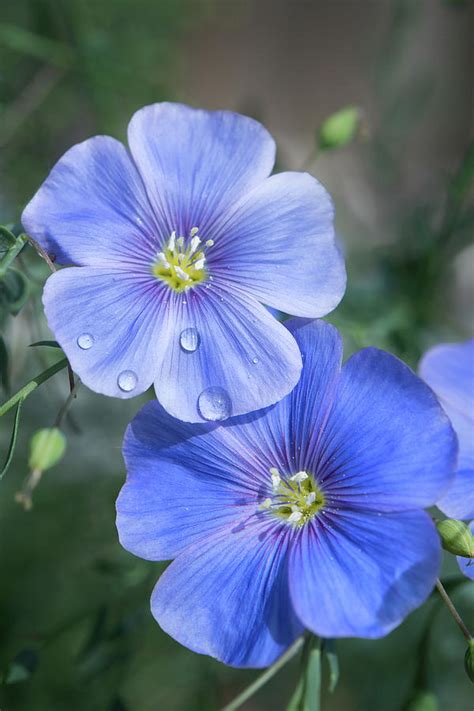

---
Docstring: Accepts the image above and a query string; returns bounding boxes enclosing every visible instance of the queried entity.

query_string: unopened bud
[318,106,361,151]
[436,519,474,558]
[28,428,66,473]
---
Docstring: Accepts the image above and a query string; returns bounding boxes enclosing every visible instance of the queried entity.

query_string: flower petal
[117,400,264,560]
[310,346,457,512]
[209,172,346,317]
[289,510,440,638]
[419,340,474,519]
[127,103,275,236]
[42,267,169,398]
[153,286,302,422]
[151,518,303,667]
[22,137,158,267]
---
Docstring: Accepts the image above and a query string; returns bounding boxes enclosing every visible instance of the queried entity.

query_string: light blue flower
[116,319,456,668]
[419,338,474,520]
[22,103,345,422]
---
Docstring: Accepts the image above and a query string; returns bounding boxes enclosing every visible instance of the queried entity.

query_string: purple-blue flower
[22,103,345,422]
[116,319,456,668]
[419,338,474,520]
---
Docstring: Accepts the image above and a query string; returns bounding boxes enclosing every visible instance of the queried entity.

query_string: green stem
[0,234,28,277]
[0,357,69,417]
[220,636,305,711]
[436,578,472,642]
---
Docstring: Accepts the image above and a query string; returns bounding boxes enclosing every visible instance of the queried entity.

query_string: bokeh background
[0,0,473,709]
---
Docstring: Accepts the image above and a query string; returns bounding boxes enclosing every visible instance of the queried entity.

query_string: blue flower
[116,319,456,668]
[22,103,345,422]
[419,338,474,520]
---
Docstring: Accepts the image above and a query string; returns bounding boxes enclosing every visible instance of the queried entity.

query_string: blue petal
[22,137,158,267]
[457,521,474,580]
[151,518,303,668]
[117,400,263,560]
[289,510,441,638]
[291,333,457,512]
[154,286,302,422]
[43,267,170,398]
[419,339,474,519]
[211,173,346,317]
[127,103,275,236]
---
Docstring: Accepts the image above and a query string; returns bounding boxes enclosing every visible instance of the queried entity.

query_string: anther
[290,471,308,483]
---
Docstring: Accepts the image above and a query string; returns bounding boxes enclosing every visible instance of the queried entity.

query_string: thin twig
[220,636,305,711]
[0,357,68,417]
[436,578,472,642]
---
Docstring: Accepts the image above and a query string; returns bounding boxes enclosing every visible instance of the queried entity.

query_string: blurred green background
[0,0,473,709]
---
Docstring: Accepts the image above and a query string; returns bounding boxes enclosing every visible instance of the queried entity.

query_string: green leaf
[436,519,474,558]
[0,268,29,315]
[2,648,38,685]
[0,226,16,255]
[323,639,339,693]
[319,106,360,151]
[0,398,24,479]
[0,335,9,391]
[29,340,61,349]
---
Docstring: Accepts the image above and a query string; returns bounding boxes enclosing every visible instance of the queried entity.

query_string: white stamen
[259,498,272,510]
[288,511,303,524]
[269,467,281,490]
[290,471,308,483]
[176,236,184,247]
[189,235,201,255]
[168,231,176,252]
[190,227,199,237]
[205,239,214,247]
[306,492,316,505]
[175,266,191,281]
[194,258,205,270]
[156,252,170,268]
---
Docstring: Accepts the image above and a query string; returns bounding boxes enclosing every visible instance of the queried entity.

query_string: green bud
[318,106,361,151]
[28,428,66,473]
[436,519,474,558]
[406,691,439,711]
[465,640,474,683]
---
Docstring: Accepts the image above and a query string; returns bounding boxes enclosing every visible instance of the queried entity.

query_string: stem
[54,379,80,428]
[220,636,305,711]
[0,357,69,417]
[436,578,472,642]
[0,234,28,277]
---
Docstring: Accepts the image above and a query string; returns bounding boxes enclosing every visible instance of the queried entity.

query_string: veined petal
[151,518,303,668]
[312,347,457,512]
[209,172,346,317]
[22,137,158,267]
[43,267,170,398]
[289,510,441,638]
[437,468,474,521]
[127,103,275,236]
[117,400,264,560]
[154,286,302,422]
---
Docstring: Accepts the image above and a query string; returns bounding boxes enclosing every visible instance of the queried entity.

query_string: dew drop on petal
[180,328,200,353]
[252,357,259,364]
[77,333,94,350]
[198,387,232,421]
[117,370,138,392]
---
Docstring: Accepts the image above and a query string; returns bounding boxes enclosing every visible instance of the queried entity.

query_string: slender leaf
[0,398,24,479]
[0,335,9,391]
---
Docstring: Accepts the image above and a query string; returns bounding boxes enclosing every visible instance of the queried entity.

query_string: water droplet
[252,356,259,364]
[77,333,94,350]
[117,370,138,392]
[180,328,200,353]
[198,387,232,421]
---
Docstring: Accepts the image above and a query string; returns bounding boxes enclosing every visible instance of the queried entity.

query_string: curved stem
[436,578,472,642]
[0,357,69,417]
[220,636,305,711]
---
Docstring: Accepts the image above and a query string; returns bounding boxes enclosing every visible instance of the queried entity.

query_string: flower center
[260,468,325,526]
[152,227,213,292]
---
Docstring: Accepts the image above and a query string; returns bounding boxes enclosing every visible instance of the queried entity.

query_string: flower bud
[28,427,66,473]
[318,106,361,150]
[465,640,474,683]
[436,519,474,558]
